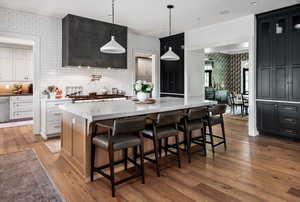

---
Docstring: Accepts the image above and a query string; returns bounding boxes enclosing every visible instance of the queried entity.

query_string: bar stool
[204,104,227,153]
[142,111,181,177]
[178,107,208,163]
[90,116,146,197]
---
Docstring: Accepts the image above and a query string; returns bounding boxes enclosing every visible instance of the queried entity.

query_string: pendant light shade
[100,36,126,54]
[161,47,180,61]
[161,5,180,61]
[100,0,126,54]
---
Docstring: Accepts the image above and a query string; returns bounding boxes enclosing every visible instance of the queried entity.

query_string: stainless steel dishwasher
[0,97,10,122]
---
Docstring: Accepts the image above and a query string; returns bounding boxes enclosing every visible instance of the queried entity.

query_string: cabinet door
[272,16,289,100]
[261,102,278,133]
[289,12,300,101]
[14,49,33,81]
[0,47,13,81]
[257,19,273,99]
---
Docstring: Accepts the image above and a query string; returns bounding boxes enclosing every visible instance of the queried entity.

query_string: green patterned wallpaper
[206,52,249,93]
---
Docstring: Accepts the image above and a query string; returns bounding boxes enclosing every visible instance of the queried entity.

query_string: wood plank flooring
[0,117,300,202]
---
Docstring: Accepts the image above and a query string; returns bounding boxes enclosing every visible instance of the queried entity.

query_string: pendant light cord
[169,6,172,36]
[112,0,115,25]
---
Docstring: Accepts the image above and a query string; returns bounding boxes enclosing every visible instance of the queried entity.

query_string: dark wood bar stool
[204,104,227,154]
[90,116,146,197]
[142,111,181,177]
[178,107,208,163]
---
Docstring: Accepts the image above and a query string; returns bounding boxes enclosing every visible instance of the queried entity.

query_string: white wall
[0,7,160,134]
[185,15,258,137]
[184,49,205,99]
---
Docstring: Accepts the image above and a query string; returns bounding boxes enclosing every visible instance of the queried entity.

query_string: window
[243,68,249,94]
[205,70,212,87]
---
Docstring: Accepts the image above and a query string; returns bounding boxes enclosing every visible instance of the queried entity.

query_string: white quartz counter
[59,97,217,121]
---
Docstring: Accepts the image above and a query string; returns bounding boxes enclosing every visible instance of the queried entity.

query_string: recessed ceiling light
[220,10,230,15]
[251,1,257,6]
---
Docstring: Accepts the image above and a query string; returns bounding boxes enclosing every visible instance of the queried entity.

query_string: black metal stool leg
[123,148,128,170]
[109,148,115,197]
[201,128,207,156]
[221,120,227,151]
[175,135,181,168]
[164,137,168,157]
[159,139,162,158]
[91,143,96,181]
[153,137,160,177]
[133,146,138,165]
[208,125,215,154]
[139,143,145,184]
[187,130,192,163]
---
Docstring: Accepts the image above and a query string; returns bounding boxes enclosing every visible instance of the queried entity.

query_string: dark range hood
[62,14,128,69]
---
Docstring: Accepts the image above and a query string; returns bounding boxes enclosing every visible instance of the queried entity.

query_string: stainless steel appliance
[0,97,10,122]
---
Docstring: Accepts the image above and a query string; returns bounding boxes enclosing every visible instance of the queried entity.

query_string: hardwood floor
[1,117,300,202]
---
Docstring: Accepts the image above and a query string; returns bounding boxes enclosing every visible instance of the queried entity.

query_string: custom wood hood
[62,14,128,68]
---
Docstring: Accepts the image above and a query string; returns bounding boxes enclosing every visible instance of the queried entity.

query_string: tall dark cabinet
[160,33,184,97]
[256,4,300,139]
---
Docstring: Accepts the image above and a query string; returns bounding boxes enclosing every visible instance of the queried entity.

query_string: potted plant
[134,80,153,102]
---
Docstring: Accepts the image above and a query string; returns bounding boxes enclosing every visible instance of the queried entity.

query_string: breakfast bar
[59,97,217,181]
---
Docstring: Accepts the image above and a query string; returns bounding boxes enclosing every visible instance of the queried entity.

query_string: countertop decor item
[100,0,126,54]
[134,98,156,104]
[12,84,23,94]
[134,80,153,102]
[161,5,180,61]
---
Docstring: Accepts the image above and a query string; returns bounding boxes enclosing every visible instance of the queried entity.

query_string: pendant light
[161,5,180,61]
[100,0,126,54]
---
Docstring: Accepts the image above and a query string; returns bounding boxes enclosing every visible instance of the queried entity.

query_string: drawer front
[279,128,298,138]
[13,102,33,112]
[11,96,33,103]
[47,101,70,111]
[278,104,299,117]
[47,110,62,122]
[12,111,33,119]
[47,121,61,134]
[279,116,298,128]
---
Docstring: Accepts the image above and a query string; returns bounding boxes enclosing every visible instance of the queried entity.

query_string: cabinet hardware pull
[284,118,296,122]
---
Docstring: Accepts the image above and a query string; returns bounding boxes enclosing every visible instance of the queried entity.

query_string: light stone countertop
[59,96,217,122]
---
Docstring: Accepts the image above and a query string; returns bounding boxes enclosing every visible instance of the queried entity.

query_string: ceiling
[1,0,300,37]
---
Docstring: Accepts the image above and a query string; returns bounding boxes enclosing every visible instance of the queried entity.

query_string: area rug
[44,139,61,153]
[0,150,64,202]
[0,120,33,128]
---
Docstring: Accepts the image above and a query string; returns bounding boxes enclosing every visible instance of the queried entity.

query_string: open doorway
[0,36,34,129]
[203,42,249,120]
[134,53,158,98]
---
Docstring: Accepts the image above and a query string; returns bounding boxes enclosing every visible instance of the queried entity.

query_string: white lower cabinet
[10,96,33,120]
[41,99,71,140]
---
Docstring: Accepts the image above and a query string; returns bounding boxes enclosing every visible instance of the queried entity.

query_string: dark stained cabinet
[62,14,127,68]
[257,101,300,139]
[160,33,184,97]
[257,5,300,101]
[256,4,300,139]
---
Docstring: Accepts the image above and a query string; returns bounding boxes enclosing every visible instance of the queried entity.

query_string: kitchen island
[59,97,217,181]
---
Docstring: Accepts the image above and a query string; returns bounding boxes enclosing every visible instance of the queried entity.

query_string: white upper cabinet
[14,49,33,81]
[0,47,13,81]
[0,46,33,82]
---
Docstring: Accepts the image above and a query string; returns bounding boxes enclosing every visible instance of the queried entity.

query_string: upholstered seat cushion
[178,120,204,132]
[204,115,222,126]
[93,134,142,151]
[143,126,177,139]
